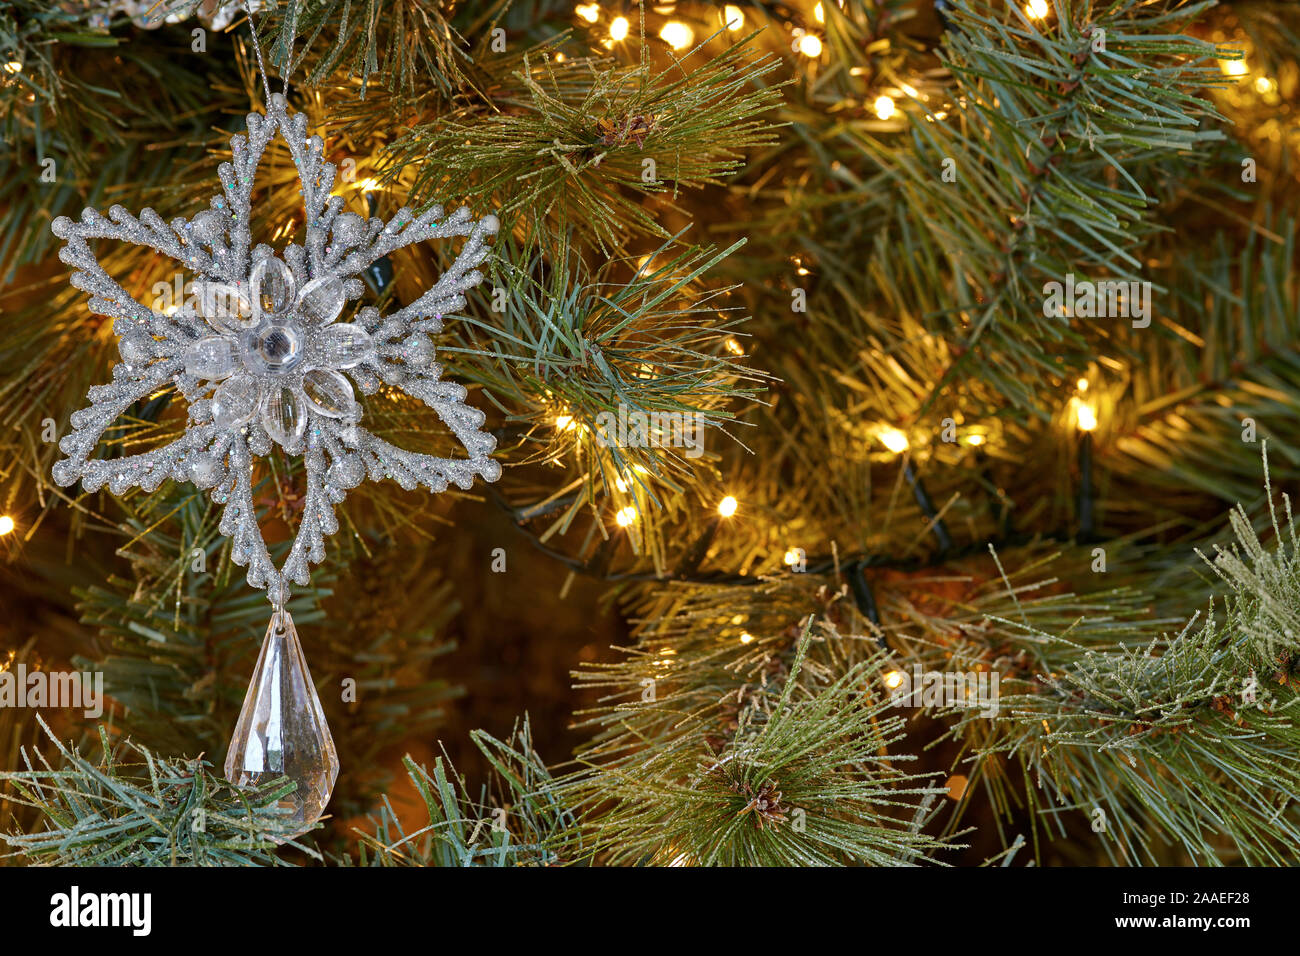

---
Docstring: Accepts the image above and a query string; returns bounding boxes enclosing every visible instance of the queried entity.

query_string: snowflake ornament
[52,92,501,606]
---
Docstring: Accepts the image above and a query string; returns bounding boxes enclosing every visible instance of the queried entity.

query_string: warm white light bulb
[660,21,693,50]
[796,34,823,58]
[717,496,738,517]
[874,94,897,120]
[879,427,909,454]
[575,3,600,23]
[609,16,630,41]
[616,506,637,527]
[1025,0,1049,19]
[0,516,14,535]
[1073,399,1098,432]
[723,5,744,30]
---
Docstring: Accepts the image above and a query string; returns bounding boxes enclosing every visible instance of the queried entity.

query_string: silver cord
[241,1,273,103]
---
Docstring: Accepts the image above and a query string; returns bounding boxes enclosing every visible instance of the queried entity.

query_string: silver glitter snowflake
[52,92,501,606]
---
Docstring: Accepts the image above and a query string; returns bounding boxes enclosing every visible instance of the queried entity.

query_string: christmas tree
[1,0,1298,869]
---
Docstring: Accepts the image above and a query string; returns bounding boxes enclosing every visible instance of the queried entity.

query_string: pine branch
[454,229,768,574]
[939,455,1300,863]
[352,717,579,866]
[382,32,786,250]
[842,0,1228,406]
[1,715,319,865]
[569,614,957,865]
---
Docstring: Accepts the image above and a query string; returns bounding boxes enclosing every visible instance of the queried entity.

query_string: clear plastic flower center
[242,322,304,373]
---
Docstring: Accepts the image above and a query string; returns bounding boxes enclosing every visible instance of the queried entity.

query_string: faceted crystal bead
[241,322,304,374]
[261,385,307,446]
[194,281,251,333]
[252,256,295,316]
[211,376,258,429]
[302,368,357,419]
[186,335,238,380]
[296,276,346,325]
[319,323,374,369]
[225,610,339,833]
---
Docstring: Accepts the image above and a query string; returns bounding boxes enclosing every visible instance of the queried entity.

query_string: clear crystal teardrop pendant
[225,609,339,832]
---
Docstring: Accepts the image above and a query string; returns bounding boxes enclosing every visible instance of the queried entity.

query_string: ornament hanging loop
[241,0,294,106]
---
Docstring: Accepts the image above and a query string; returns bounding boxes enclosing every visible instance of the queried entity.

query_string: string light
[678,496,737,576]
[1255,75,1277,94]
[878,426,909,455]
[965,433,986,446]
[1074,400,1097,432]
[725,337,745,356]
[881,425,952,550]
[739,631,755,644]
[1025,0,1049,19]
[555,414,575,431]
[1071,380,1097,432]
[814,2,825,23]
[1073,380,1097,537]
[609,16,630,41]
[3,60,21,74]
[1219,58,1248,77]
[575,3,599,23]
[615,506,637,527]
[660,21,694,50]
[783,547,802,566]
[883,669,905,690]
[874,94,897,120]
[0,516,14,535]
[615,476,629,493]
[723,5,744,30]
[796,34,823,58]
